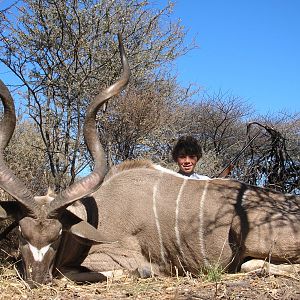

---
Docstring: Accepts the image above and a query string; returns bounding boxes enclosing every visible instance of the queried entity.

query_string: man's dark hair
[172,136,203,162]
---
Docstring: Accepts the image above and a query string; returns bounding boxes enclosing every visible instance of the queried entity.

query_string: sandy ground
[0,227,299,299]
[0,264,299,300]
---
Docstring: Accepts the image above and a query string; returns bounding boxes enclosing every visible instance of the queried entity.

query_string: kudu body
[0,35,299,285]
[78,164,300,277]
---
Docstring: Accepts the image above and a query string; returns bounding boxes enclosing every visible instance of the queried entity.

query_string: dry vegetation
[0,225,299,299]
[0,261,299,300]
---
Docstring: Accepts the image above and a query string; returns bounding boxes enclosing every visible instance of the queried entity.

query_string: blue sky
[160,0,300,116]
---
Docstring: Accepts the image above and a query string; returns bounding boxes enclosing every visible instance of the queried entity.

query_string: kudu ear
[60,210,118,245]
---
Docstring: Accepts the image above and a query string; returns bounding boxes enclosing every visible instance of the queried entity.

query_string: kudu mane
[104,159,155,181]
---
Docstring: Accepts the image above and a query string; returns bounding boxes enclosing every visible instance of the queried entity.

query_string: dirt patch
[0,265,299,300]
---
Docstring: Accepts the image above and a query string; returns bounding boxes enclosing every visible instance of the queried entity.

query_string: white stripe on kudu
[175,178,187,261]
[152,172,167,264]
[198,181,210,267]
[29,243,51,262]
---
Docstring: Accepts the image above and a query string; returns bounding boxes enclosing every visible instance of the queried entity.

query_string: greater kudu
[1,35,300,286]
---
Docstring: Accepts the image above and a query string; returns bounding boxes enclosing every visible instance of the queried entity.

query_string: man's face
[176,154,198,175]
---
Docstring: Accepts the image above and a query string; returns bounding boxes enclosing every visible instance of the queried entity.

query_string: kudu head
[0,34,130,285]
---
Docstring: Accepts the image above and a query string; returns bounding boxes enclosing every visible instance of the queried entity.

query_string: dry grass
[0,262,300,300]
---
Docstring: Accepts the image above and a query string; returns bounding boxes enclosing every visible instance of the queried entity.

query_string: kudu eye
[18,226,27,241]
[49,228,63,244]
[55,228,62,239]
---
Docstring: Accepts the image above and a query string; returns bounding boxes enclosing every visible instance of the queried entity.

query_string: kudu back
[0,35,300,285]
